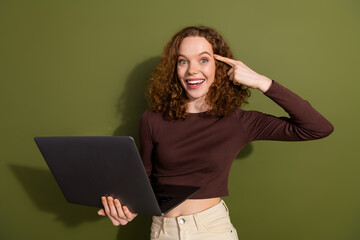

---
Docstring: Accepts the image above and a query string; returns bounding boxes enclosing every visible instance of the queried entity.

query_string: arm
[213,54,334,142]
[239,80,334,142]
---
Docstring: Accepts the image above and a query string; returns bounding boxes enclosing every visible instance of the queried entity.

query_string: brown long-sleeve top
[139,80,334,199]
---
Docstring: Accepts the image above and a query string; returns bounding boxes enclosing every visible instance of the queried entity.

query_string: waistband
[152,199,229,229]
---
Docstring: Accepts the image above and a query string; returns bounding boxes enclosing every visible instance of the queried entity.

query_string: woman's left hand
[98,196,138,226]
[214,54,272,93]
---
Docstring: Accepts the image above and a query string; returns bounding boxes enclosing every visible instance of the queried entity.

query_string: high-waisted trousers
[150,200,239,240]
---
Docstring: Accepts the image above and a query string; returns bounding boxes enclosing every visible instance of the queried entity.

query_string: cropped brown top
[139,80,334,199]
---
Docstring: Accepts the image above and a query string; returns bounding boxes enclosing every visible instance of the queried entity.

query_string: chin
[186,92,207,101]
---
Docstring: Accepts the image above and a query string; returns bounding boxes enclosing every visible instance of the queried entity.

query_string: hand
[214,54,272,92]
[97,196,138,226]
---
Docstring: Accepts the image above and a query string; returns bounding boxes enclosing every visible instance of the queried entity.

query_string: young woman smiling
[98,26,334,240]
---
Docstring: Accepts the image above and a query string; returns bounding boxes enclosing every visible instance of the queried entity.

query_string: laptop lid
[34,136,199,216]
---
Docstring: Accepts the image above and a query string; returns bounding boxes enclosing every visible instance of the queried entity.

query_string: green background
[1,0,359,239]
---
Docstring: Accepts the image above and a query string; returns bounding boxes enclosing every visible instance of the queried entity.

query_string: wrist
[256,76,272,93]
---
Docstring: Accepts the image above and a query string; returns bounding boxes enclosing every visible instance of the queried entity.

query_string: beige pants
[150,200,239,240]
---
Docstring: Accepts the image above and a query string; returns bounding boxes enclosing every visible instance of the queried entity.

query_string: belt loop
[162,217,167,233]
[222,200,229,213]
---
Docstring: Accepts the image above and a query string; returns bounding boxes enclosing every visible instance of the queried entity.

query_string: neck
[186,98,211,113]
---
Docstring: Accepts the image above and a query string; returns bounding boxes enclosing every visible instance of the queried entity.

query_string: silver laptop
[34,136,200,216]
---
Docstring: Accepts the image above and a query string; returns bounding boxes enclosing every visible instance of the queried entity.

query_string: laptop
[34,136,200,216]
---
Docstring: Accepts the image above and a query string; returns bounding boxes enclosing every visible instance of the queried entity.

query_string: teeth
[187,80,205,84]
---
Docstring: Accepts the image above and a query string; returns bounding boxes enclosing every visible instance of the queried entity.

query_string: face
[177,36,216,103]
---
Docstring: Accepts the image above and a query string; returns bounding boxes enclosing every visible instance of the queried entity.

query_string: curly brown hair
[147,26,251,119]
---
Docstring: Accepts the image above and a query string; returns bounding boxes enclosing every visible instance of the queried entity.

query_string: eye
[200,58,209,63]
[178,59,187,65]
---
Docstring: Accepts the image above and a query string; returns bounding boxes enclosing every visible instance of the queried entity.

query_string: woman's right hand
[97,196,138,226]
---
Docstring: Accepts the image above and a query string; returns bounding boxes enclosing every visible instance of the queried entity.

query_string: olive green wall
[1,0,358,239]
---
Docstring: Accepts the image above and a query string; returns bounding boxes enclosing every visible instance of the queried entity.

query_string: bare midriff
[163,197,221,217]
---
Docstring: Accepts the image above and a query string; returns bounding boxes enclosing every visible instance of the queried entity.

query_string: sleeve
[240,80,334,142]
[139,110,154,178]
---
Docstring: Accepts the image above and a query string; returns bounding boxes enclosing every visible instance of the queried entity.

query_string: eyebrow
[178,51,212,58]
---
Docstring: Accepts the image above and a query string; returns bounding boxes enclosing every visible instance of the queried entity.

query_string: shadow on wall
[9,165,152,238]
[113,56,161,146]
[113,56,160,239]
[115,215,152,240]
[9,164,100,227]
[8,57,160,236]
[236,144,253,160]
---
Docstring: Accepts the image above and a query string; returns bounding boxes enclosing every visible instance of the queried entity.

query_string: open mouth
[186,79,205,89]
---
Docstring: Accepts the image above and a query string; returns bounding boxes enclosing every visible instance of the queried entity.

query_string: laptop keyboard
[155,194,174,206]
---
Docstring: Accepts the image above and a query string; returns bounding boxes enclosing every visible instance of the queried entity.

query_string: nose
[187,62,199,74]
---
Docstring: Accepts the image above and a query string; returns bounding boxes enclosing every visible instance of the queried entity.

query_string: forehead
[178,36,213,56]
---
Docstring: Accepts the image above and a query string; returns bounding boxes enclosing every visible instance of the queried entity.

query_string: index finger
[213,54,237,66]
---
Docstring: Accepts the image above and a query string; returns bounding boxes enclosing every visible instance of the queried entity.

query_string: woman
[98,26,334,240]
